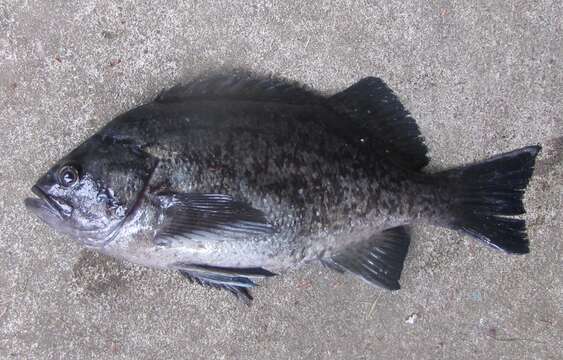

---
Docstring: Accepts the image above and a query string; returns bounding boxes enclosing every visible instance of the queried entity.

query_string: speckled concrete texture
[1,1,561,359]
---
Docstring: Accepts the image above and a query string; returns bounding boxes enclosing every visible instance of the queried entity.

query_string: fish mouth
[24,185,67,219]
[25,186,108,244]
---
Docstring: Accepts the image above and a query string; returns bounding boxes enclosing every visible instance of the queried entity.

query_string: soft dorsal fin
[328,77,429,171]
[156,73,321,105]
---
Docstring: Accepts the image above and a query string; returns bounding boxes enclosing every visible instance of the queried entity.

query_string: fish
[25,74,541,304]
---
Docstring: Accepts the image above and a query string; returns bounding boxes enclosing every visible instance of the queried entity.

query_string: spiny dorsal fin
[329,77,429,171]
[156,73,321,105]
[323,226,411,290]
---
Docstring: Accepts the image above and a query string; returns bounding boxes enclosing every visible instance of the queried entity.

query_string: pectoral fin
[154,192,274,246]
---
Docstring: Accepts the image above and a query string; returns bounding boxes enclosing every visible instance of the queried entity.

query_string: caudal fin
[441,146,541,254]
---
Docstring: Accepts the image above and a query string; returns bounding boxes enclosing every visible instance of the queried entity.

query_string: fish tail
[439,145,541,254]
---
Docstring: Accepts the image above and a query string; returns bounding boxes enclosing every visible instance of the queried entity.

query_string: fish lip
[25,186,112,246]
[26,185,66,218]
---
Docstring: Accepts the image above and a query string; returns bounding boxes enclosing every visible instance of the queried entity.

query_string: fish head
[25,136,154,247]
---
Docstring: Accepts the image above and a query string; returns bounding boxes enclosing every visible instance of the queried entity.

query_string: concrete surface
[1,1,561,359]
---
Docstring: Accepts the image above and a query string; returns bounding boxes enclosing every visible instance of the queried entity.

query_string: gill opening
[98,158,160,246]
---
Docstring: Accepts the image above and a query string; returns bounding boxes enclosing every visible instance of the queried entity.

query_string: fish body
[25,75,540,302]
[97,95,429,270]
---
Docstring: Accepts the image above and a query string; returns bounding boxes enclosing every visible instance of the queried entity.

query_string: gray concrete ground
[1,1,561,359]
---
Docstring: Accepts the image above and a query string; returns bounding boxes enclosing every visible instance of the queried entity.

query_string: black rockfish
[25,75,540,303]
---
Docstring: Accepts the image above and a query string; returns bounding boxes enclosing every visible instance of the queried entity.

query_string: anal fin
[323,226,411,290]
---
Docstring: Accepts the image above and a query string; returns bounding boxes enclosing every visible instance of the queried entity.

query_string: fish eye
[58,165,80,187]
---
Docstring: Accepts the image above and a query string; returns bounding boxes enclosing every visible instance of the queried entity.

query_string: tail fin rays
[441,146,540,254]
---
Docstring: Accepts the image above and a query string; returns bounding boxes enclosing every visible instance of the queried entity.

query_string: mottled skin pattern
[89,99,441,272]
[24,76,540,301]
